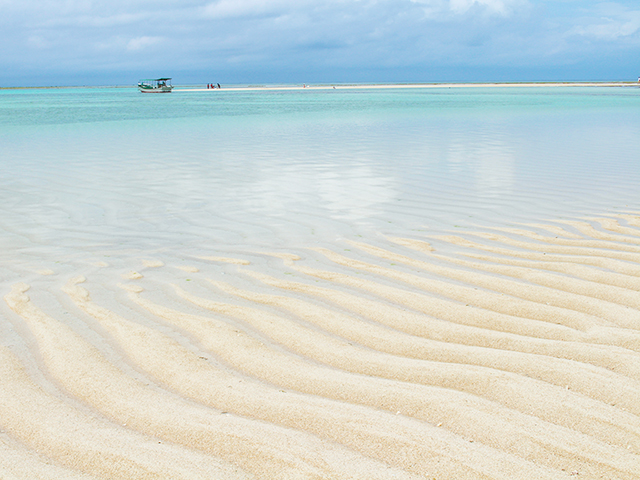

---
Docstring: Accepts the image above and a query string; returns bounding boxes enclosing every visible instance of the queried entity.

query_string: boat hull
[138,87,173,93]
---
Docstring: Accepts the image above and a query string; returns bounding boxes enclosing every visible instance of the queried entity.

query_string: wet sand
[2,213,640,479]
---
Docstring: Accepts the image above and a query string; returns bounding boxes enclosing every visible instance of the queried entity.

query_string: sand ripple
[2,214,640,479]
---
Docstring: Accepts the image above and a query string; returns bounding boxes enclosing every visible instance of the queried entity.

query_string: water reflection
[244,162,397,221]
[447,135,515,198]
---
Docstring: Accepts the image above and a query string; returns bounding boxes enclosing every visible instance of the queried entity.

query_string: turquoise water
[1,86,640,268]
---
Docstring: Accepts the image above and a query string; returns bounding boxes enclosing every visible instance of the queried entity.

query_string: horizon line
[3,80,640,91]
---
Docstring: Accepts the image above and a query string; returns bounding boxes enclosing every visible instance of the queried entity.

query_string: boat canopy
[138,78,172,86]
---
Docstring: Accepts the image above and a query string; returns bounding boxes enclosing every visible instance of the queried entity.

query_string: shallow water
[2,87,639,260]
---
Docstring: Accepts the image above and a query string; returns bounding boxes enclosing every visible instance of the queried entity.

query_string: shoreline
[177,81,639,92]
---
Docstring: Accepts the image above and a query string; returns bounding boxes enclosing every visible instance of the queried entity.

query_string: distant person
[217,83,221,89]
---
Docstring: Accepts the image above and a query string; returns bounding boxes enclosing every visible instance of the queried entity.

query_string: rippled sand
[2,213,640,479]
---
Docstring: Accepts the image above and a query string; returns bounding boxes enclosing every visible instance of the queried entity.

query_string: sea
[1,85,640,289]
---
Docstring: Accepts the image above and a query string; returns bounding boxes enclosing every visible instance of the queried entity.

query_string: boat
[138,78,173,93]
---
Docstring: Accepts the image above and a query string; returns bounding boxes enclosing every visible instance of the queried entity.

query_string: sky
[1,0,640,86]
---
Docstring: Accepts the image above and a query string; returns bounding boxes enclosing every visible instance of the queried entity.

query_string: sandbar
[176,81,639,92]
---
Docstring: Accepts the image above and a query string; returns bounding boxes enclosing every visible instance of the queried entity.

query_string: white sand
[2,213,640,479]
[176,81,639,92]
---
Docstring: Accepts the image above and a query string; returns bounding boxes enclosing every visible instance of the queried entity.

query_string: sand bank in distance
[2,212,640,479]
[176,81,639,92]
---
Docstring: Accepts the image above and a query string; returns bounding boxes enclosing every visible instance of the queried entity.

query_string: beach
[1,84,639,479]
[177,81,639,92]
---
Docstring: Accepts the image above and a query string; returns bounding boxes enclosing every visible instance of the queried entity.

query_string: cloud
[449,0,513,15]
[202,0,307,19]
[202,0,525,22]
[127,35,163,51]
[410,0,525,17]
[2,0,639,85]
[568,9,640,40]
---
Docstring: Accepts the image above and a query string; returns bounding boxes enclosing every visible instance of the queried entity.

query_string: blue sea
[1,86,639,265]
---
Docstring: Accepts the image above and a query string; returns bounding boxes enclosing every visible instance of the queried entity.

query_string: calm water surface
[1,86,639,271]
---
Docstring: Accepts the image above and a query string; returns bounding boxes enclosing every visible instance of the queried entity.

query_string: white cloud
[202,0,525,22]
[410,0,525,17]
[37,12,147,28]
[569,10,640,40]
[127,35,163,51]
[449,0,508,15]
[2,0,639,84]
[202,0,311,19]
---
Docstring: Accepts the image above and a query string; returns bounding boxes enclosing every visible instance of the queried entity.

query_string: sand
[1,213,640,479]
[176,81,639,92]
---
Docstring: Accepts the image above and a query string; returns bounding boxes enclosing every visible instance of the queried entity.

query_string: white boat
[138,78,173,93]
